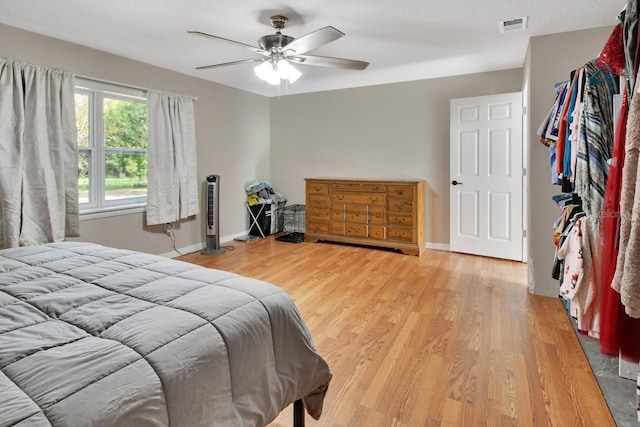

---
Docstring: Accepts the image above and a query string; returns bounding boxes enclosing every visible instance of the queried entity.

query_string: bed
[0,242,331,426]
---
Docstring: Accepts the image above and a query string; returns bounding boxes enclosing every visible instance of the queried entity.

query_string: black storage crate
[275,204,306,243]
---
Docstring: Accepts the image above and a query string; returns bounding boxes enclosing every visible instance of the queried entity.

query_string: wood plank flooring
[178,237,615,427]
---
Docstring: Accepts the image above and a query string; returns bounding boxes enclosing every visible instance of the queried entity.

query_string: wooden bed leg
[293,399,305,427]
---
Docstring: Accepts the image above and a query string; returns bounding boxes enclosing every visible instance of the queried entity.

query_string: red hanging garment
[555,78,574,176]
[599,89,640,361]
[596,23,625,77]
[599,90,627,356]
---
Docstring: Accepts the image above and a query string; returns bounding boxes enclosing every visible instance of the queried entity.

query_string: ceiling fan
[188,15,369,85]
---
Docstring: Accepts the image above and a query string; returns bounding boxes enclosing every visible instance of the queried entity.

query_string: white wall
[0,23,270,255]
[269,70,523,246]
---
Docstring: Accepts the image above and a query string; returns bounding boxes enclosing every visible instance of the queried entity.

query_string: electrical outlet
[165,223,172,234]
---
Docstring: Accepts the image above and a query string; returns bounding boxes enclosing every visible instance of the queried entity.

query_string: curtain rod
[76,74,198,101]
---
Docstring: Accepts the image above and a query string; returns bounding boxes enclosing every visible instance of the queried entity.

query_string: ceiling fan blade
[196,58,264,70]
[282,26,344,55]
[188,31,268,56]
[293,54,369,70]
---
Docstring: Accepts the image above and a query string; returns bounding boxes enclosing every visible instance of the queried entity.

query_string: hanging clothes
[574,60,619,223]
[569,69,586,183]
[621,1,639,97]
[612,77,640,319]
[555,75,576,177]
[563,70,582,180]
[539,6,640,363]
[557,215,600,338]
[539,81,571,148]
[557,216,585,302]
[579,216,601,338]
[597,23,627,78]
[600,90,629,356]
[597,14,640,363]
[553,204,582,248]
[599,22,630,357]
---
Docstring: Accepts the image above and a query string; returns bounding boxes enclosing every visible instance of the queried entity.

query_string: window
[74,79,148,213]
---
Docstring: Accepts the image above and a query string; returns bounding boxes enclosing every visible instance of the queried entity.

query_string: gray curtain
[146,90,199,226]
[0,58,79,248]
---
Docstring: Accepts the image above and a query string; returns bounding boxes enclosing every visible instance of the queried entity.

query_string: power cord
[170,228,184,256]
[165,223,184,256]
[165,222,235,255]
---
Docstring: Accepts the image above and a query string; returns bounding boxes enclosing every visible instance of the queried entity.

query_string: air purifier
[202,174,225,255]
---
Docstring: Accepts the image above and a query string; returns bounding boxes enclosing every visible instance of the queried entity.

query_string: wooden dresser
[305,178,425,256]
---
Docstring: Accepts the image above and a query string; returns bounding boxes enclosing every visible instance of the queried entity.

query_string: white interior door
[450,92,523,261]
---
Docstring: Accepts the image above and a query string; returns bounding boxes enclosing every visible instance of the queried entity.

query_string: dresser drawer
[307,222,329,233]
[307,207,330,221]
[345,207,368,223]
[387,227,414,242]
[331,205,385,224]
[332,192,385,205]
[346,223,366,237]
[331,205,345,221]
[368,225,385,240]
[307,182,329,194]
[388,199,413,212]
[367,207,385,225]
[331,182,385,192]
[308,194,330,208]
[329,222,345,235]
[388,185,414,199]
[388,213,413,227]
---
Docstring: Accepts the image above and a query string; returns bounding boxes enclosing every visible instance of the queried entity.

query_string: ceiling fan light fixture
[254,61,280,85]
[254,59,302,85]
[277,60,301,83]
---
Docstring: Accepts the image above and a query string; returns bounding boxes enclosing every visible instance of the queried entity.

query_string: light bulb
[277,60,301,83]
[254,61,277,82]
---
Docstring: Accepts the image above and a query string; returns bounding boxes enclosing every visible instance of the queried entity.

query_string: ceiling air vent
[499,16,528,33]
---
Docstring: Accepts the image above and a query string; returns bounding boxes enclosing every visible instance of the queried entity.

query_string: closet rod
[76,74,198,101]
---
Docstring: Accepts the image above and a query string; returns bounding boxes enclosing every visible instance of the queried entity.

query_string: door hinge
[523,229,527,238]
[523,168,527,176]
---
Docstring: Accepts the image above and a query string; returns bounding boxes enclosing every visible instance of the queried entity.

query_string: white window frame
[75,78,148,217]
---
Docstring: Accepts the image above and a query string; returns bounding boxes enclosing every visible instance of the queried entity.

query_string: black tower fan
[202,175,225,255]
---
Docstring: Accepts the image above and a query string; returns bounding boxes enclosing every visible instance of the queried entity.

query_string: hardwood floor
[178,237,615,427]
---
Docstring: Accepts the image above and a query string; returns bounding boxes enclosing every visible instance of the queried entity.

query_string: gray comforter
[0,242,331,426]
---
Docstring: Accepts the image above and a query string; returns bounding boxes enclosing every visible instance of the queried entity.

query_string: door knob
[451,180,463,186]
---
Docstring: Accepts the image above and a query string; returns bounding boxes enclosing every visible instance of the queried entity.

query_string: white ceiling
[0,0,623,97]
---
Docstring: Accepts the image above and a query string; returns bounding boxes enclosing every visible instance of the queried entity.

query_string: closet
[537,3,640,422]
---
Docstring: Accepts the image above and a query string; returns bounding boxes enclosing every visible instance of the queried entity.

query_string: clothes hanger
[588,68,616,85]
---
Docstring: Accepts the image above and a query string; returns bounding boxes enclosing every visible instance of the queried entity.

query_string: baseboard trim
[426,242,450,251]
[163,238,452,258]
[160,232,246,258]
